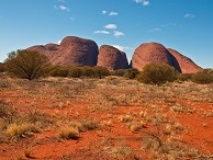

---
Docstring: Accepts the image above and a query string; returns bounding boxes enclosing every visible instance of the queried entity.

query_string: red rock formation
[27,37,202,72]
[131,42,181,72]
[97,45,128,70]
[27,36,99,67]
[167,48,202,73]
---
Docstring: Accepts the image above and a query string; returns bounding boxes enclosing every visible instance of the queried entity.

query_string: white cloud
[143,1,150,6]
[94,30,110,34]
[104,24,117,30]
[114,31,125,38]
[184,13,195,18]
[102,10,107,15]
[133,0,150,6]
[112,45,133,52]
[58,40,62,45]
[149,27,161,33]
[109,12,119,16]
[59,5,70,12]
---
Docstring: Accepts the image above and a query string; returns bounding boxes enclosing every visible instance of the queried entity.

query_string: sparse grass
[69,121,84,132]
[24,110,53,128]
[0,77,213,159]
[59,126,79,139]
[173,123,184,133]
[88,103,113,112]
[101,120,112,127]
[147,113,170,125]
[80,119,99,131]
[5,123,40,140]
[0,80,12,89]
[110,145,134,159]
[128,121,147,132]
[120,115,133,123]
[0,99,15,119]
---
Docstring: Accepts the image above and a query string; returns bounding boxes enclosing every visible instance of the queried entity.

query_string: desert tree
[5,50,50,80]
[137,63,177,85]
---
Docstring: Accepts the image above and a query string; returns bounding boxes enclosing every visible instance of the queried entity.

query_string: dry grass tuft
[5,123,39,140]
[120,115,133,123]
[80,119,99,131]
[59,126,79,139]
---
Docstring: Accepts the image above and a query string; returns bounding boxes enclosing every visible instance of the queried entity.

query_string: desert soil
[0,77,212,160]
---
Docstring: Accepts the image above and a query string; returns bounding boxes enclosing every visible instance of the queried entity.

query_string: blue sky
[0,0,213,68]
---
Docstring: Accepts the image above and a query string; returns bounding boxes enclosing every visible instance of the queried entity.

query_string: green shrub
[47,66,70,77]
[93,66,110,79]
[177,73,192,81]
[137,63,177,85]
[4,50,50,80]
[55,67,69,77]
[191,69,213,84]
[82,66,95,78]
[68,67,83,78]
[112,69,126,77]
[124,68,140,79]
[46,66,58,77]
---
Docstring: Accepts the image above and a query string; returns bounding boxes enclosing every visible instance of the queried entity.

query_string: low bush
[123,68,140,79]
[68,67,83,78]
[82,66,95,78]
[112,69,126,77]
[48,66,70,77]
[93,66,110,79]
[177,73,192,81]
[191,69,213,84]
[137,63,177,85]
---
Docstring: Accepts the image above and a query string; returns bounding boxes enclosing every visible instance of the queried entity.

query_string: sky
[0,0,213,68]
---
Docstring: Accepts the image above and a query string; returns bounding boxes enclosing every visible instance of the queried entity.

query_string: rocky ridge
[27,36,202,73]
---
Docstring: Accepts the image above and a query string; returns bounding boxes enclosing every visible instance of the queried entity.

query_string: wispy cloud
[184,13,195,18]
[96,24,124,38]
[102,10,107,15]
[148,27,161,33]
[102,10,119,16]
[54,5,70,12]
[104,24,117,30]
[109,12,119,16]
[59,5,69,11]
[94,30,110,34]
[114,31,125,38]
[133,0,150,6]
[112,45,133,52]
